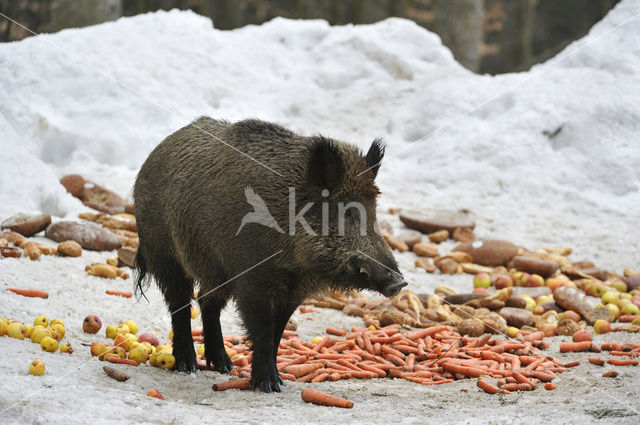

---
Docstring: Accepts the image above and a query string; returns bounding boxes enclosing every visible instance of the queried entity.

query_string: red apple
[524,274,544,287]
[138,333,160,347]
[494,275,513,290]
[147,389,164,400]
[472,287,489,295]
[538,324,556,337]
[558,311,581,323]
[572,330,592,342]
[83,315,102,334]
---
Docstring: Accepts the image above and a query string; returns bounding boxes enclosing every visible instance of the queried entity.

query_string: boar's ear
[306,137,345,191]
[365,138,385,178]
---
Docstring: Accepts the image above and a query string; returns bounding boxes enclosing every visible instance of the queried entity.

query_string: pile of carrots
[201,324,578,394]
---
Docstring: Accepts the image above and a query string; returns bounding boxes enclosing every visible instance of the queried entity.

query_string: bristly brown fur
[133,117,402,393]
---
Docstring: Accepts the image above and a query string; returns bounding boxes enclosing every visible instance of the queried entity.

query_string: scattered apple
[558,311,581,323]
[29,360,45,376]
[609,280,628,293]
[156,344,173,354]
[473,273,491,289]
[621,302,640,316]
[49,324,65,341]
[59,342,73,354]
[585,283,607,298]
[49,318,65,327]
[520,295,536,312]
[40,336,59,352]
[155,353,176,370]
[105,325,117,339]
[0,320,8,336]
[83,315,102,334]
[190,307,200,319]
[196,344,205,357]
[494,275,513,289]
[472,287,489,295]
[138,333,159,347]
[632,317,640,326]
[123,320,138,335]
[91,341,108,357]
[515,272,530,287]
[538,323,556,337]
[111,346,127,358]
[524,274,544,288]
[606,303,621,320]
[116,324,131,335]
[572,330,592,342]
[535,295,554,306]
[601,291,619,305]
[24,324,34,338]
[7,322,26,340]
[506,326,519,338]
[620,292,632,301]
[147,389,164,400]
[30,326,51,344]
[168,329,174,340]
[594,319,611,334]
[34,316,49,328]
[128,345,149,365]
[113,333,136,352]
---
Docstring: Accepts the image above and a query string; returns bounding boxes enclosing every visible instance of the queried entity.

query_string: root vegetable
[559,341,592,352]
[103,366,129,382]
[22,241,41,260]
[106,290,133,298]
[301,389,353,408]
[477,378,502,394]
[212,379,251,391]
[607,359,638,366]
[6,288,48,298]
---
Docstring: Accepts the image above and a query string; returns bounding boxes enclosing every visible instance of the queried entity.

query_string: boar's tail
[134,249,151,301]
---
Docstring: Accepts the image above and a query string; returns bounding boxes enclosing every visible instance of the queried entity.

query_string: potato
[427,230,449,243]
[57,240,82,257]
[413,242,439,258]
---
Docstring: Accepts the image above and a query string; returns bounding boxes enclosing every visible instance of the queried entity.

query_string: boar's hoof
[251,373,282,393]
[173,348,198,373]
[207,354,234,374]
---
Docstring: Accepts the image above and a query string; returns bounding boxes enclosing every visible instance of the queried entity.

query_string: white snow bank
[0,2,639,264]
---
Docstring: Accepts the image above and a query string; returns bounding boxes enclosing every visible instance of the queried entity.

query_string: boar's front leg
[159,262,198,373]
[200,292,234,374]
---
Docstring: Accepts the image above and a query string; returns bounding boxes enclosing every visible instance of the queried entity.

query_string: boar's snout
[352,256,408,298]
[378,272,408,297]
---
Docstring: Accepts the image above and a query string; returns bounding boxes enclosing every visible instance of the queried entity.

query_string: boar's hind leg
[157,261,198,373]
[236,283,281,393]
[200,291,234,374]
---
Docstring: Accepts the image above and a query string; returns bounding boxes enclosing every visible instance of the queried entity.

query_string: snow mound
[0,2,638,235]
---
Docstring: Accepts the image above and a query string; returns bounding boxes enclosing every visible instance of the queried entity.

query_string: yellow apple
[105,325,117,339]
[49,318,65,327]
[506,326,519,337]
[23,324,34,339]
[29,360,45,376]
[536,295,554,305]
[30,326,51,344]
[156,344,173,354]
[49,324,65,341]
[34,316,49,328]
[149,353,158,367]
[606,303,621,319]
[90,341,108,357]
[621,302,640,315]
[111,346,127,358]
[310,336,323,345]
[594,319,611,334]
[40,336,59,352]
[113,333,136,352]
[196,344,205,357]
[0,320,8,336]
[116,324,130,335]
[601,291,619,305]
[620,293,632,301]
[155,353,176,370]
[60,342,74,354]
[519,295,536,312]
[128,346,149,365]
[7,322,26,340]
[168,329,174,340]
[123,320,138,335]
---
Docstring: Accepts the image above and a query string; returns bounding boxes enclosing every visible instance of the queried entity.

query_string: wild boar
[133,117,406,392]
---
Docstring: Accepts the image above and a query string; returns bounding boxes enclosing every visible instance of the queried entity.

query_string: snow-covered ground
[1,0,640,423]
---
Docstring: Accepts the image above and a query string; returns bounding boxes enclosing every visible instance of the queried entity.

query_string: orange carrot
[106,290,132,298]
[301,388,353,408]
[588,357,605,366]
[326,327,346,337]
[281,330,297,339]
[443,363,486,378]
[284,363,322,377]
[619,315,639,322]
[106,356,138,366]
[477,378,501,394]
[502,383,533,391]
[192,329,203,336]
[6,288,48,298]
[559,341,591,352]
[601,342,623,351]
[563,361,580,368]
[609,351,637,357]
[602,370,618,378]
[512,371,535,387]
[544,382,557,390]
[607,359,638,366]
[299,306,319,313]
[212,379,251,391]
[311,373,330,382]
